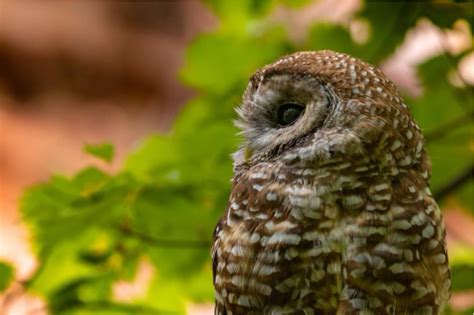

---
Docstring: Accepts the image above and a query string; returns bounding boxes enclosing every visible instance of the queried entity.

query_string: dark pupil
[277,103,304,126]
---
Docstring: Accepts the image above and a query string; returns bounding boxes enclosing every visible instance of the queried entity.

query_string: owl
[211,50,450,315]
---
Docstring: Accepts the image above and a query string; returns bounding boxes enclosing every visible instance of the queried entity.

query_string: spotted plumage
[212,50,450,315]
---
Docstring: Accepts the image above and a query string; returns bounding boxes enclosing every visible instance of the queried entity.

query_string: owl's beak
[244,146,253,163]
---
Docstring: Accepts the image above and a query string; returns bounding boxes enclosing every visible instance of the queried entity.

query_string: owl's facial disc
[236,73,332,160]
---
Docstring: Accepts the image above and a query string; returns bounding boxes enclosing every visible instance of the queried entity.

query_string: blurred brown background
[0,0,217,281]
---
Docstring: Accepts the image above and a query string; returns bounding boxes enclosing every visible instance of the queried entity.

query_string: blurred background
[0,0,472,314]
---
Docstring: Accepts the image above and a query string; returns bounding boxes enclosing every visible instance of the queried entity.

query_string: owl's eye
[276,103,305,126]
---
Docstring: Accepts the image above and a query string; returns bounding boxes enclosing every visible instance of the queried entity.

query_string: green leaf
[204,0,276,32]
[130,187,212,278]
[424,2,473,32]
[181,31,289,94]
[409,56,473,209]
[305,23,362,58]
[125,134,178,181]
[21,169,133,254]
[279,0,311,8]
[358,1,473,63]
[451,265,474,291]
[0,261,14,292]
[358,1,423,63]
[84,143,115,163]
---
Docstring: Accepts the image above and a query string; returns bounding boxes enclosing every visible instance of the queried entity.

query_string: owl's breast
[213,165,345,313]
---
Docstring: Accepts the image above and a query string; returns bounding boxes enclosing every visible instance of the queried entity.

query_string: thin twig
[67,300,175,314]
[436,28,473,113]
[118,225,211,249]
[433,163,473,201]
[424,110,473,143]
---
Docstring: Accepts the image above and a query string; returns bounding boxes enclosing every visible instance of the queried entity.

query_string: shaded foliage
[0,261,14,292]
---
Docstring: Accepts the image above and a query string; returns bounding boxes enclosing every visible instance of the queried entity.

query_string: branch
[71,300,174,314]
[433,163,474,201]
[424,110,473,143]
[436,30,473,113]
[118,225,211,249]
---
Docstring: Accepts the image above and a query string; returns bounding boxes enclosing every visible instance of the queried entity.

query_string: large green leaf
[181,31,289,94]
[409,56,473,209]
[84,143,115,163]
[0,261,14,292]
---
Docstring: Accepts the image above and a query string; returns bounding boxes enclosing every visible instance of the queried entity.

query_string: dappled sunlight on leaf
[113,257,154,302]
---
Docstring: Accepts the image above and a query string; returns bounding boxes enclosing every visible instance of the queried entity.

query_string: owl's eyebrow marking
[321,83,336,108]
[320,83,339,128]
[248,70,266,93]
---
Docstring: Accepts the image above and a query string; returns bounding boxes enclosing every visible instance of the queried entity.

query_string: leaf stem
[433,163,473,201]
[118,225,211,249]
[424,110,473,143]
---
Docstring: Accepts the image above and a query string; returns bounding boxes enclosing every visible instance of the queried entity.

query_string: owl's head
[235,50,428,178]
